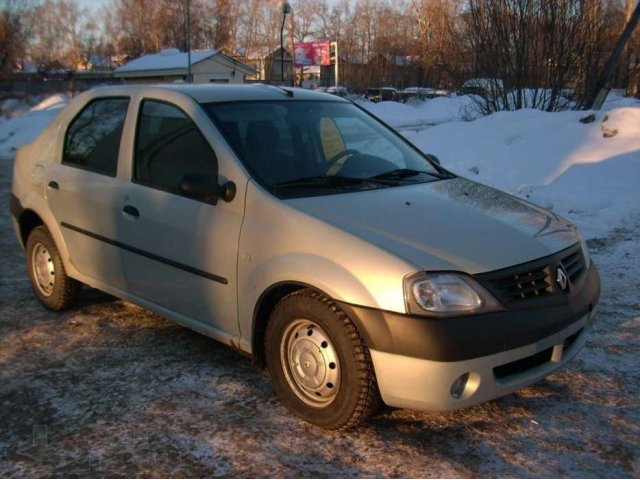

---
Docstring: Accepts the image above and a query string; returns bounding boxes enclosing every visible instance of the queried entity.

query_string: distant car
[11,84,600,430]
[365,87,398,102]
[400,87,447,103]
[461,78,504,96]
[326,86,349,97]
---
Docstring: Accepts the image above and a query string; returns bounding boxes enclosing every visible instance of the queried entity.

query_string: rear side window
[134,100,217,194]
[63,97,129,176]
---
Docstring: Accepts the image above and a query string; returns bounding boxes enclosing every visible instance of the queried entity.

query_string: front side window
[134,100,217,194]
[63,97,129,176]
[203,100,450,199]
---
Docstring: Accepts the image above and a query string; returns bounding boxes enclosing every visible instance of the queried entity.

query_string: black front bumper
[336,262,600,362]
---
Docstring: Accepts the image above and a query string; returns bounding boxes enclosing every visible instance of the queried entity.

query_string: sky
[78,0,109,11]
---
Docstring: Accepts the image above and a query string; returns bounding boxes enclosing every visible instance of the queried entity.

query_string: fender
[238,251,390,351]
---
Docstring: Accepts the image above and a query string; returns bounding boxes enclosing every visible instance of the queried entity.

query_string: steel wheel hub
[32,242,55,297]
[281,320,340,406]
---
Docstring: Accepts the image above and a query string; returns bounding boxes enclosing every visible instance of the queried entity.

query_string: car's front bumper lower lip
[370,308,595,411]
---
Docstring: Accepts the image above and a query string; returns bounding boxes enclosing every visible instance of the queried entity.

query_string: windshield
[202,100,451,199]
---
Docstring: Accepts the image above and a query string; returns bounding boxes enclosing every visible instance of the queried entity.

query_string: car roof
[85,83,349,104]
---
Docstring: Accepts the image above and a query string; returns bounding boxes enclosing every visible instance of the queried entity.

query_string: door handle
[122,205,140,219]
[48,181,59,190]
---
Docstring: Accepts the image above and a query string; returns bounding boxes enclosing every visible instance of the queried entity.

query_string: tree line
[1,0,638,110]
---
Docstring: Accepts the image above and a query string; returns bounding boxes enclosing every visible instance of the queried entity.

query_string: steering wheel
[326,149,361,175]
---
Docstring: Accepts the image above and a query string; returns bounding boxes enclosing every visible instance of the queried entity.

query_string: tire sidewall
[265,292,366,429]
[26,226,71,310]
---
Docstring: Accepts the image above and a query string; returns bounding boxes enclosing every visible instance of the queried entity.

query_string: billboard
[293,41,331,67]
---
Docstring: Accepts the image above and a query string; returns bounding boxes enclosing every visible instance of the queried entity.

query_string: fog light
[450,373,470,399]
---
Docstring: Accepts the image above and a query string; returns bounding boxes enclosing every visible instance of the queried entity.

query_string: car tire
[265,289,380,429]
[26,226,79,311]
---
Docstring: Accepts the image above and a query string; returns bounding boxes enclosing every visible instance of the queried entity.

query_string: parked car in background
[460,78,504,96]
[400,87,434,103]
[327,86,349,97]
[365,87,398,102]
[399,87,450,104]
[11,84,600,430]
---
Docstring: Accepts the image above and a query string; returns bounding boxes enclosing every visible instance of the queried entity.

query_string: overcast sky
[78,0,109,11]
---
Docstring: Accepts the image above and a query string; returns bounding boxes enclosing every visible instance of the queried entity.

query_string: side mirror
[425,153,441,166]
[178,174,236,205]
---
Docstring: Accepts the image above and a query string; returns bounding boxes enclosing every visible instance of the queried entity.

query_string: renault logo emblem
[556,267,569,291]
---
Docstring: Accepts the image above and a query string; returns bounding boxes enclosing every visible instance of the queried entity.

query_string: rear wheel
[26,226,79,311]
[265,289,380,429]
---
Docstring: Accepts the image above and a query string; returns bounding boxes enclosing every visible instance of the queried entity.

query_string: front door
[117,100,243,336]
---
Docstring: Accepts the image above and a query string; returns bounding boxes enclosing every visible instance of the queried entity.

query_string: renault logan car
[10,84,600,429]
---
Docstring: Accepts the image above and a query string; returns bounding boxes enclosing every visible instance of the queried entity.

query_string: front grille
[477,242,587,307]
[561,249,586,284]
[488,266,554,302]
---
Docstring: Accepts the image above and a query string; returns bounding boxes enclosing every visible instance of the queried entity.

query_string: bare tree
[626,0,640,96]
[28,0,90,71]
[463,0,610,113]
[85,0,637,104]
[412,0,463,88]
[0,0,34,77]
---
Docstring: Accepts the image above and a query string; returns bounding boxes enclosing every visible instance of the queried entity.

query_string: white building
[114,49,257,84]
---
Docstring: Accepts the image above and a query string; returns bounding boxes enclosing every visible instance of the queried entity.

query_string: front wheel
[265,289,380,429]
[26,226,79,311]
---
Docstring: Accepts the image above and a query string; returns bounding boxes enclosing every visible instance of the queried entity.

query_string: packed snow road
[1,164,639,477]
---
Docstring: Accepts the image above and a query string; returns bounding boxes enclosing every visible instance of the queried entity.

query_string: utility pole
[587,0,640,110]
[330,41,339,88]
[187,0,192,83]
[289,10,295,87]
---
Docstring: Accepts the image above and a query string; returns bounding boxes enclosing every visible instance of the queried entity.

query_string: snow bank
[397,106,640,239]
[0,94,68,160]
[414,95,480,123]
[357,95,478,128]
[0,97,31,119]
[357,101,427,128]
[602,89,640,109]
[30,94,69,111]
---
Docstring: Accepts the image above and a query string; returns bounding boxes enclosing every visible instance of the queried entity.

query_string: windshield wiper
[370,168,452,181]
[272,175,388,189]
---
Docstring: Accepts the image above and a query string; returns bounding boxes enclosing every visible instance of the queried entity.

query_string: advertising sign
[293,41,331,67]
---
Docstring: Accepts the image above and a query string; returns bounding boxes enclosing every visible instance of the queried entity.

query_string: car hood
[287,177,580,274]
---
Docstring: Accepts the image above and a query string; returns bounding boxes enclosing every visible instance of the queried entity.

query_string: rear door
[46,96,130,290]
[116,99,244,336]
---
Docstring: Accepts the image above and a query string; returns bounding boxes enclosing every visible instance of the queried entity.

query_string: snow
[357,94,479,127]
[30,93,68,111]
[115,49,219,73]
[0,98,30,119]
[0,94,68,160]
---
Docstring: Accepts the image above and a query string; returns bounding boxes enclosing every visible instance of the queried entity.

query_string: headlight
[579,236,591,268]
[404,272,502,317]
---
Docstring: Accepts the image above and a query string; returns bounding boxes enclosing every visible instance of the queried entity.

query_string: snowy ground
[0,91,639,477]
[0,95,68,161]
